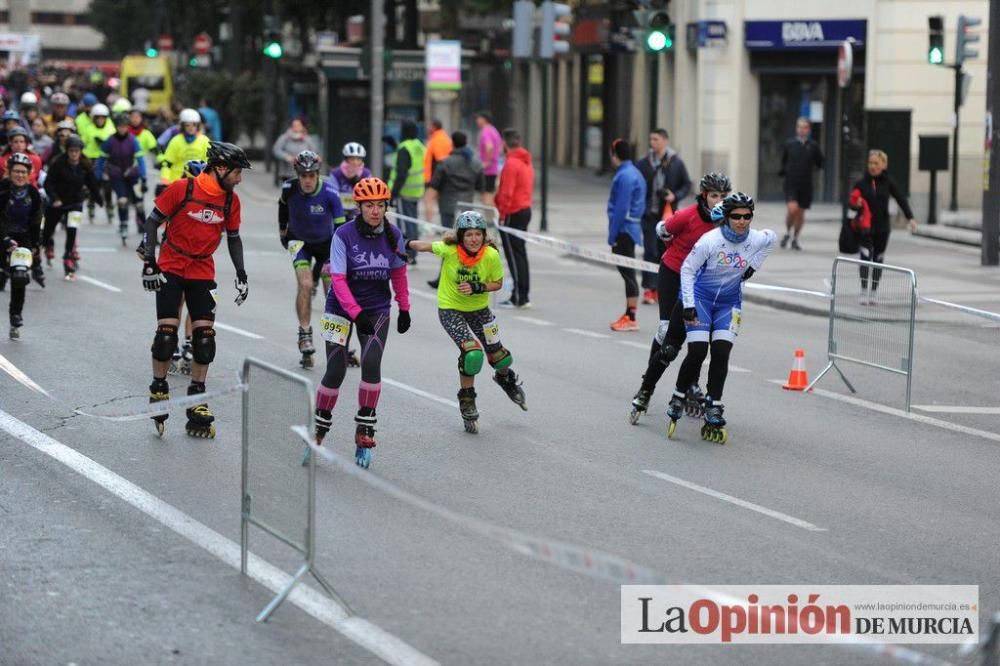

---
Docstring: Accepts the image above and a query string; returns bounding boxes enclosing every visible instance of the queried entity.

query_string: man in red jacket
[495,128,534,308]
[628,172,731,424]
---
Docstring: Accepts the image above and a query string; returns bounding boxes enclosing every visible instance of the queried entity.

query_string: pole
[369,0,385,178]
[541,61,549,232]
[839,84,850,225]
[649,53,659,132]
[928,170,938,225]
[949,64,961,211]
[982,0,1000,265]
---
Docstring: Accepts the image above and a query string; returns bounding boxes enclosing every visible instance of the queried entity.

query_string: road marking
[562,328,609,339]
[769,380,1000,444]
[76,246,119,253]
[0,409,437,666]
[912,405,1000,415]
[643,469,827,532]
[215,322,265,340]
[382,377,458,408]
[513,316,554,326]
[0,353,51,396]
[75,275,122,293]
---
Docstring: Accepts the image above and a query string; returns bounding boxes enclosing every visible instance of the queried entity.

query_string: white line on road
[513,315,554,326]
[75,275,122,293]
[614,339,649,350]
[0,353,51,396]
[0,409,437,666]
[643,469,827,532]
[773,380,1000,443]
[214,322,265,340]
[382,377,459,408]
[76,246,120,253]
[911,405,1000,415]
[562,328,609,339]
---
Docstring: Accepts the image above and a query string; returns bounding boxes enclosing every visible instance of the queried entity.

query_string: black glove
[142,259,166,291]
[141,179,148,194]
[397,310,411,334]
[234,271,249,306]
[354,310,375,336]
[741,267,755,282]
[683,307,697,323]
[280,233,289,250]
[468,281,487,294]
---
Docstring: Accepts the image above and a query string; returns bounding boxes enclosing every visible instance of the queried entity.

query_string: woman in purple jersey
[306,177,411,469]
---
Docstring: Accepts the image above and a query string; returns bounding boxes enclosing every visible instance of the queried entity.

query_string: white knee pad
[655,319,670,345]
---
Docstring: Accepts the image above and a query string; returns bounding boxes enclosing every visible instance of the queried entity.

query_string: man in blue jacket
[607,138,646,332]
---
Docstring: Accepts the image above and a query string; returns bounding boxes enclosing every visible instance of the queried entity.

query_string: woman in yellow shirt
[406,210,527,433]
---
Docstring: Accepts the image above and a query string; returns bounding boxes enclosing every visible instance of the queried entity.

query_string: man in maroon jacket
[628,172,731,424]
[495,128,535,308]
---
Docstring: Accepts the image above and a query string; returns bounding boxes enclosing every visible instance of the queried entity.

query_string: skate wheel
[301,445,311,466]
[628,408,641,426]
[463,419,479,434]
[716,428,728,445]
[667,420,677,439]
[187,425,216,439]
[355,447,372,468]
[155,422,165,436]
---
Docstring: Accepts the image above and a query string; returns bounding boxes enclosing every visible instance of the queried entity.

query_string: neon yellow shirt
[432,241,503,312]
[161,133,210,183]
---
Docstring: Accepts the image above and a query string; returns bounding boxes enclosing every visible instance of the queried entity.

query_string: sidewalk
[537,167,1000,324]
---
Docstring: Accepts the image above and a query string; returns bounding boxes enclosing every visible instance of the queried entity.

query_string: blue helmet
[183,160,207,178]
[455,210,487,231]
[82,92,98,106]
[2,110,19,122]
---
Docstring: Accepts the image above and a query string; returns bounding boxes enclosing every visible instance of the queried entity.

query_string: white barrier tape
[745,282,831,299]
[919,296,1000,323]
[74,381,248,422]
[294,427,965,666]
[387,212,449,235]
[295,426,666,586]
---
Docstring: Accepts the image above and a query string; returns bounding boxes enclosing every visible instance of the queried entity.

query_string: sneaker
[791,239,802,251]
[610,314,639,332]
[780,234,790,249]
[427,279,439,289]
[515,300,532,309]
[498,299,517,308]
[641,288,657,305]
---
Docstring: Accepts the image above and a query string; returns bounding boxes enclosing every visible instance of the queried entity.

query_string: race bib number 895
[320,313,351,346]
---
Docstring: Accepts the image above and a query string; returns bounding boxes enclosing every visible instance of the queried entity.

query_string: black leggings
[639,267,691,391]
[4,233,31,321]
[42,206,81,256]
[612,233,639,299]
[321,310,390,390]
[675,340,733,401]
[859,231,890,291]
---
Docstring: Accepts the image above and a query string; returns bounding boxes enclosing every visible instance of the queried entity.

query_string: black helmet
[294,150,321,175]
[66,134,85,150]
[9,152,32,171]
[207,141,252,169]
[112,112,129,127]
[5,126,28,141]
[699,172,731,194]
[721,191,754,217]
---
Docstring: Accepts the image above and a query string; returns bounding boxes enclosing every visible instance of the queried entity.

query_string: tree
[88,0,155,57]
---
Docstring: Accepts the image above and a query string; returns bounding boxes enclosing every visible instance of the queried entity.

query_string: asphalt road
[1,176,997,666]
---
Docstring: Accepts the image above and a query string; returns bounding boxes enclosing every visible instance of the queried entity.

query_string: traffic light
[511,0,534,60]
[263,40,283,59]
[956,14,982,65]
[637,2,674,53]
[927,15,944,65]
[539,1,571,59]
[263,14,283,59]
[144,40,158,58]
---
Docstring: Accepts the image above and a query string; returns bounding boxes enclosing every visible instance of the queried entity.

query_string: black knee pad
[151,324,178,361]
[191,326,216,364]
[657,343,680,366]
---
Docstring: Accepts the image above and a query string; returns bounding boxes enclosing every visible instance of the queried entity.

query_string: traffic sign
[157,34,173,51]
[837,40,853,88]
[194,32,212,55]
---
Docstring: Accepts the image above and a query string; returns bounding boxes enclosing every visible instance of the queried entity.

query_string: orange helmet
[353,177,391,202]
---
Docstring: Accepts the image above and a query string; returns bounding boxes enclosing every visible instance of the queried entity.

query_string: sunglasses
[729,213,753,220]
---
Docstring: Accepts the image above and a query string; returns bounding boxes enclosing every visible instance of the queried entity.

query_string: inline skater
[81,103,114,224]
[158,108,209,197]
[277,150,345,368]
[0,127,43,185]
[406,210,526,433]
[666,192,775,444]
[329,142,371,221]
[43,92,73,133]
[307,177,409,468]
[96,112,146,245]
[141,142,250,438]
[41,119,75,167]
[42,135,102,280]
[0,153,44,337]
[629,172,730,424]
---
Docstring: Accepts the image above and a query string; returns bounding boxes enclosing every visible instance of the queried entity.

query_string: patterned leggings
[438,308,503,356]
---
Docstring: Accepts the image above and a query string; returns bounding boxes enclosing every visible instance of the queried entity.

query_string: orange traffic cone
[782,348,810,391]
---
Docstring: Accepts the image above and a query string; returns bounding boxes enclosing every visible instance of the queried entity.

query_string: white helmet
[178,108,201,124]
[91,103,110,117]
[19,91,37,106]
[111,97,132,113]
[342,142,366,158]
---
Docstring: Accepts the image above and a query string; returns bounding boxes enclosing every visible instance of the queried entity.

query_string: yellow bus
[120,55,173,113]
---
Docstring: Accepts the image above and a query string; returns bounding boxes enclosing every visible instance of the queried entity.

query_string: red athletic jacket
[495,147,534,219]
[660,202,715,273]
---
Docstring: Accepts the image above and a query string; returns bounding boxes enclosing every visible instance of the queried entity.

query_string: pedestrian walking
[635,128,691,305]
[476,112,503,207]
[779,117,824,250]
[847,149,916,304]
[607,138,646,332]
[495,128,534,309]
[422,119,453,223]
[272,119,317,181]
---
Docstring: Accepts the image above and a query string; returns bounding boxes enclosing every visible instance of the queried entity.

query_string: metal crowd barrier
[240,357,345,622]
[807,257,918,412]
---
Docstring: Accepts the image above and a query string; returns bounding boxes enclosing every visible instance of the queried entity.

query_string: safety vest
[389,138,426,200]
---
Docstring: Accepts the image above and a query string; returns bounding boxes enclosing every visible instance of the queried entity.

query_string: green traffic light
[189,57,199,67]
[263,41,283,59]
[929,46,943,64]
[646,29,671,52]
[145,47,159,58]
